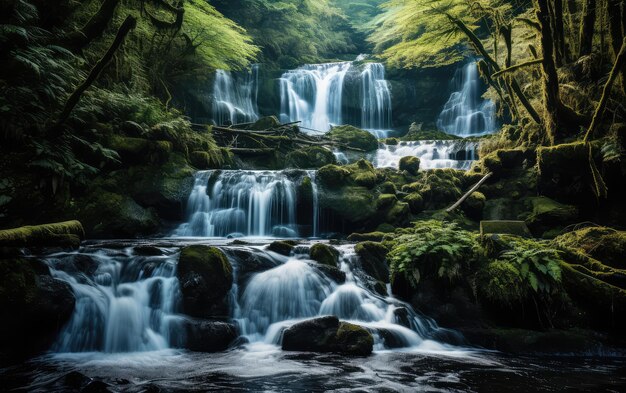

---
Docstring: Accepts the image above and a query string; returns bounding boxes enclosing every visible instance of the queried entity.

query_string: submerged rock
[177,245,233,318]
[182,318,239,352]
[281,316,373,356]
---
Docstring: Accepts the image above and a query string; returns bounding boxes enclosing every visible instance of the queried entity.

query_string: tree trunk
[64,0,121,51]
[607,0,625,94]
[552,0,566,65]
[565,0,579,58]
[57,16,137,125]
[579,0,597,57]
[536,0,561,144]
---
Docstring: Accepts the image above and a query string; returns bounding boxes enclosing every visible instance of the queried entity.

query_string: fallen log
[446,172,493,213]
[229,147,275,155]
[0,220,85,248]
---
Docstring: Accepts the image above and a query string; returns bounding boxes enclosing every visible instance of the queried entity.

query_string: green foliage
[387,220,479,286]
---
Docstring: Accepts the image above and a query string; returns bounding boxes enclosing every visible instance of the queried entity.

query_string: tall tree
[579,0,597,57]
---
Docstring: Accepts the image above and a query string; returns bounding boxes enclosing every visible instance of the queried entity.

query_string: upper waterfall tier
[174,170,319,238]
[437,61,496,137]
[279,57,392,136]
[212,65,260,126]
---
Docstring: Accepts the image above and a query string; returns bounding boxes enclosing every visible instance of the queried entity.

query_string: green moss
[480,221,532,238]
[285,146,337,169]
[334,322,373,356]
[108,135,172,165]
[347,231,388,242]
[477,260,526,306]
[399,156,420,175]
[318,165,350,188]
[310,243,339,267]
[0,221,85,247]
[190,151,220,169]
[376,194,397,210]
[327,125,379,152]
[267,240,297,256]
[402,169,463,209]
[401,124,460,141]
[537,142,590,176]
[404,193,424,214]
[355,241,389,282]
[319,186,376,223]
[385,201,410,226]
[379,181,397,194]
[461,191,486,221]
[553,227,626,269]
[375,223,396,233]
[525,197,578,237]
[178,245,232,283]
[382,137,399,145]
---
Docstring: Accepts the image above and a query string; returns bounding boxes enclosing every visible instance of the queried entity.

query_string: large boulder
[0,258,75,361]
[181,318,239,352]
[524,197,578,237]
[223,247,279,286]
[309,243,340,267]
[461,191,486,221]
[354,241,389,282]
[177,246,233,318]
[399,156,420,175]
[281,316,373,356]
[327,125,379,152]
[285,146,337,169]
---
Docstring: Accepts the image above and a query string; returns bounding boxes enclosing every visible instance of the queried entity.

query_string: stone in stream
[281,316,373,356]
[177,245,233,318]
[181,318,239,352]
[309,243,339,267]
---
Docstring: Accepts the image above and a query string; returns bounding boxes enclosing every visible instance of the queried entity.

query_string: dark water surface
[2,347,626,392]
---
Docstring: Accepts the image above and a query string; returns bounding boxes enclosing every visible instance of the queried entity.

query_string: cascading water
[174,170,321,238]
[374,140,478,170]
[49,247,184,353]
[279,57,392,136]
[232,244,459,350]
[280,62,351,133]
[361,62,392,136]
[212,65,260,126]
[437,61,497,136]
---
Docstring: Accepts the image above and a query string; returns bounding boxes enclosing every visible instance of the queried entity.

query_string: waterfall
[437,61,496,136]
[279,57,392,136]
[231,245,458,350]
[374,140,478,170]
[361,63,392,134]
[174,170,321,238]
[279,62,351,133]
[51,247,183,353]
[212,65,259,126]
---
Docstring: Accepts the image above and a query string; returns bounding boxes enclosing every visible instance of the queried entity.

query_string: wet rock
[309,243,339,267]
[267,240,296,256]
[133,245,164,256]
[177,245,233,318]
[327,125,378,152]
[399,156,420,175]
[310,262,346,284]
[285,146,337,169]
[82,380,112,393]
[225,248,279,285]
[182,318,239,352]
[64,371,91,389]
[354,241,389,282]
[282,316,373,356]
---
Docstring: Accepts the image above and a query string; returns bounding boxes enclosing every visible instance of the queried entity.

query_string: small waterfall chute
[373,140,478,170]
[212,65,260,126]
[437,61,496,136]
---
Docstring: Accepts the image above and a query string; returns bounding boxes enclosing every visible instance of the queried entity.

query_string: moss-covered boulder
[379,181,397,194]
[399,156,420,175]
[355,241,389,282]
[0,258,75,360]
[181,319,239,352]
[327,125,378,152]
[376,194,397,210]
[462,191,486,221]
[525,197,578,237]
[318,165,350,188]
[553,226,626,269]
[404,193,424,214]
[177,245,233,318]
[480,221,532,238]
[267,240,297,256]
[347,231,387,242]
[281,316,373,356]
[0,221,84,248]
[320,186,377,224]
[402,169,464,209]
[309,243,339,267]
[77,190,160,238]
[401,123,460,141]
[190,151,217,169]
[285,146,337,169]
[108,135,172,166]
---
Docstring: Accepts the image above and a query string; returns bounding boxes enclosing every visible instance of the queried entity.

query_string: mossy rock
[285,146,337,169]
[0,221,84,248]
[462,192,486,221]
[375,223,396,233]
[108,136,172,166]
[249,116,280,130]
[318,165,350,188]
[525,197,578,237]
[382,137,399,145]
[404,169,463,209]
[319,186,376,223]
[376,194,397,210]
[399,156,420,175]
[77,190,160,238]
[480,221,532,238]
[348,159,380,188]
[385,201,410,227]
[404,193,424,214]
[355,241,389,282]
[267,240,297,256]
[334,322,374,356]
[347,232,387,242]
[401,123,460,141]
[553,227,626,269]
[327,125,378,152]
[177,245,233,318]
[190,151,222,169]
[353,172,378,188]
[379,181,397,194]
[310,243,340,267]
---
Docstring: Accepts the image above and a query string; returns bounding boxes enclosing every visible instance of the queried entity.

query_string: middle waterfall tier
[279,58,392,135]
[174,170,319,238]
